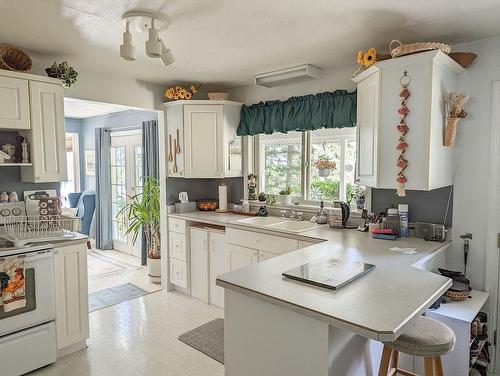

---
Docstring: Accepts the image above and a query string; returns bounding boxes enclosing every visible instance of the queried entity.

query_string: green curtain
[237,90,357,136]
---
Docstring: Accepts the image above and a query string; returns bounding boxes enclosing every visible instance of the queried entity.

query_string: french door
[110,131,143,257]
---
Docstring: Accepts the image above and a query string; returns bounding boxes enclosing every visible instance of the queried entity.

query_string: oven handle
[0,249,53,262]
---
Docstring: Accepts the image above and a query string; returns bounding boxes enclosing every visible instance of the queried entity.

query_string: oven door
[0,249,55,336]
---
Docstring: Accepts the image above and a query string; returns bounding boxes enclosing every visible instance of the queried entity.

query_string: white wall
[228,36,500,291]
[30,57,166,111]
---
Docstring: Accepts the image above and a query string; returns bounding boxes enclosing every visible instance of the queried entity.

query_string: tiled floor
[28,290,225,376]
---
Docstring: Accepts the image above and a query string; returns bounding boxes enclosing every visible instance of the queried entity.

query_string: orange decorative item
[396,71,411,197]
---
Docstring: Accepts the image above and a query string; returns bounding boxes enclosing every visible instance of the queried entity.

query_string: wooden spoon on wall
[168,134,173,162]
[173,139,178,173]
[176,129,181,153]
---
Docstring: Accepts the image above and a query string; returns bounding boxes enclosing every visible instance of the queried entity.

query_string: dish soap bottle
[317,201,328,224]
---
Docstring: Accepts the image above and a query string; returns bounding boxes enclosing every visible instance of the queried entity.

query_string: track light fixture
[120,21,136,61]
[120,11,172,66]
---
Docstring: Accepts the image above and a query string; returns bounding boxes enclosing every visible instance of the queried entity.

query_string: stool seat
[388,316,455,357]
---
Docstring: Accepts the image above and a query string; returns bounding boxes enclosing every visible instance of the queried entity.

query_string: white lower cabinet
[190,227,209,302]
[225,244,259,272]
[209,231,226,308]
[53,242,89,353]
[169,219,189,289]
[170,258,189,289]
[258,250,278,262]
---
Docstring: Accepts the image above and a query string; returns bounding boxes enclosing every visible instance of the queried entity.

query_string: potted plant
[118,177,161,283]
[45,62,78,89]
[314,158,336,178]
[278,185,293,205]
[355,186,366,209]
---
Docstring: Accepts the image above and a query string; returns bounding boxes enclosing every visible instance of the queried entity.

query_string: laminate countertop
[168,211,452,341]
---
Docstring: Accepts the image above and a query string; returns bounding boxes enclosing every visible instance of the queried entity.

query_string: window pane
[308,128,357,202]
[261,132,302,196]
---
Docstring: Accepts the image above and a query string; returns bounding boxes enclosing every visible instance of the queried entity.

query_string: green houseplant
[278,185,293,205]
[45,61,78,89]
[118,176,161,283]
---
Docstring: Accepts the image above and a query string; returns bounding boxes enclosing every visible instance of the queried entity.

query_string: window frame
[254,128,359,206]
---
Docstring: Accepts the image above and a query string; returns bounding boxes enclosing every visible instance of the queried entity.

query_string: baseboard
[57,340,87,358]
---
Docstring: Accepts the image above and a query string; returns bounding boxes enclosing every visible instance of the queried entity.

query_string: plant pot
[356,198,365,210]
[147,257,161,284]
[444,117,460,146]
[318,168,331,177]
[279,195,292,205]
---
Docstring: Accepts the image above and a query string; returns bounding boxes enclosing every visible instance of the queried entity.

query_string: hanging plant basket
[318,168,331,177]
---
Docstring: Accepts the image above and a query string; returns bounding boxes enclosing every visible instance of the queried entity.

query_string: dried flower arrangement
[444,92,469,146]
[314,159,336,170]
[357,48,378,68]
[164,85,200,101]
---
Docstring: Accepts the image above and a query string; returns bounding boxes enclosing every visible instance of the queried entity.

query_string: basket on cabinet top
[0,215,77,247]
[389,40,451,58]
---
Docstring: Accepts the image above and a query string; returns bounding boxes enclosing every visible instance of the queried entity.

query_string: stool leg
[378,345,392,376]
[424,357,434,376]
[390,350,399,371]
[433,356,444,376]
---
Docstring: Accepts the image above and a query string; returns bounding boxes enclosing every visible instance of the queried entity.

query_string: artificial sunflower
[190,85,198,94]
[357,51,364,65]
[185,92,192,100]
[363,48,377,67]
[165,87,175,99]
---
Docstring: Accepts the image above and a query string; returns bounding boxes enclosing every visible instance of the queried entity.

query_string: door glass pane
[261,132,302,196]
[134,146,142,194]
[111,146,127,242]
[345,139,357,203]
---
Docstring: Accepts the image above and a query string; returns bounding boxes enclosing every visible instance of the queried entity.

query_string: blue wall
[65,109,158,191]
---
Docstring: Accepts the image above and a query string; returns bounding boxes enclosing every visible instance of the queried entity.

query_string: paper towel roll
[219,184,228,210]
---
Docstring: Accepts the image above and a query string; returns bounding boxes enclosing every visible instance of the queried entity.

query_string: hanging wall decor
[396,71,411,197]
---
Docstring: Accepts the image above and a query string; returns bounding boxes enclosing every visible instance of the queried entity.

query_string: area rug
[178,318,225,364]
[87,251,139,280]
[89,283,149,312]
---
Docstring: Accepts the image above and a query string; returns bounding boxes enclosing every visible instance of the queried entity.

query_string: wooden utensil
[176,129,181,153]
[173,139,178,173]
[168,135,173,162]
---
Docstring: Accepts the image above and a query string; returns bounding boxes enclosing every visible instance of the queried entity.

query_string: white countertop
[168,211,452,341]
[0,232,88,257]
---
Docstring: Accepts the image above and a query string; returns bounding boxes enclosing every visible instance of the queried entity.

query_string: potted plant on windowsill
[118,177,161,283]
[278,185,293,205]
[314,159,336,178]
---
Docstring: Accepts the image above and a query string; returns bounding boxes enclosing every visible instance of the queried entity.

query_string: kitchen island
[168,211,452,375]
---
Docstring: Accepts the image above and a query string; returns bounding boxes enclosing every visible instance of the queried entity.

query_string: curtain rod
[108,125,142,132]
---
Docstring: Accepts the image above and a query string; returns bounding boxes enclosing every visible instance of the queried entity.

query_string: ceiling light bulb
[120,21,136,61]
[160,40,175,66]
[145,18,161,58]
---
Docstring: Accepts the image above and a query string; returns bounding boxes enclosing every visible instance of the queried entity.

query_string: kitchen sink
[237,216,285,226]
[268,220,320,233]
[237,216,320,233]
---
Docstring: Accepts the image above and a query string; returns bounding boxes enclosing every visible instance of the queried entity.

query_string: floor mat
[89,283,149,312]
[178,318,224,364]
[87,250,139,280]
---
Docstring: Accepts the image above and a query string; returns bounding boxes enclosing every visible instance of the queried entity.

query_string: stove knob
[0,208,11,217]
[11,207,22,216]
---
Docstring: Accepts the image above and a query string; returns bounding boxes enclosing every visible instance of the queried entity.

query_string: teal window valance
[237,90,357,136]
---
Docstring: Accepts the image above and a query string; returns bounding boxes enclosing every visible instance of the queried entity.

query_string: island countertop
[168,211,452,341]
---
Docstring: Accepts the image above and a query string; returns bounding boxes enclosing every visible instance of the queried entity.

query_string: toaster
[415,222,447,242]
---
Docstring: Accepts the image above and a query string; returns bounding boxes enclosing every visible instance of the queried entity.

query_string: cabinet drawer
[170,258,188,289]
[169,218,186,234]
[226,228,299,255]
[169,231,187,261]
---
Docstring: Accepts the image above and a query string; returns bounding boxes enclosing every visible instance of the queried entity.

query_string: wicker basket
[389,40,451,58]
[444,287,472,301]
[0,47,32,72]
[449,52,477,68]
[208,92,229,101]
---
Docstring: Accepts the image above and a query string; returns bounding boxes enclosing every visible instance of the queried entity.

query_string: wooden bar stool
[378,316,456,376]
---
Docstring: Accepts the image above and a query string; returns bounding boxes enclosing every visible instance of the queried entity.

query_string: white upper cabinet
[353,51,464,191]
[0,76,30,129]
[162,100,243,178]
[22,81,67,182]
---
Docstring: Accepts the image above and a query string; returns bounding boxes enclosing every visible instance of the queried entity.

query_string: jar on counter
[385,208,400,234]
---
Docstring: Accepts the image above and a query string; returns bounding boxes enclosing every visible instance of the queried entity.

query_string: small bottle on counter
[316,201,328,224]
[398,204,409,237]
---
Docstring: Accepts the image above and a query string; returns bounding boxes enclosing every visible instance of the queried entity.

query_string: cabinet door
[258,251,278,262]
[183,104,224,178]
[0,76,30,129]
[166,104,184,177]
[24,81,67,182]
[355,70,380,187]
[209,231,226,307]
[169,231,187,261]
[225,244,258,272]
[53,243,89,350]
[170,258,189,289]
[190,227,209,302]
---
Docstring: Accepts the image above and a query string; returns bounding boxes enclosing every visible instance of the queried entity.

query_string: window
[60,133,80,204]
[256,127,359,204]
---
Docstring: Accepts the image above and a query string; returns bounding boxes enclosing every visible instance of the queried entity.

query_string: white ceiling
[64,98,131,118]
[1,0,500,88]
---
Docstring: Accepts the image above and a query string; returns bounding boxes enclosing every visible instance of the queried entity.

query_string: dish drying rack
[1,215,77,247]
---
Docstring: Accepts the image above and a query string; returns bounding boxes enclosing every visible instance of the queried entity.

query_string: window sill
[248,200,364,218]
